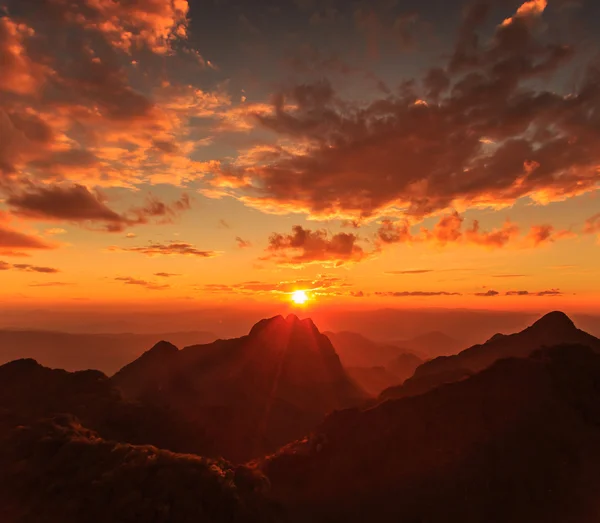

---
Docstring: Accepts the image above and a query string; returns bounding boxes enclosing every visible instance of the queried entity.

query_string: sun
[291,290,309,305]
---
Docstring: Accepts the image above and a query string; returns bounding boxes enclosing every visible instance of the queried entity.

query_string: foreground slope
[113,315,367,462]
[262,344,600,523]
[0,416,277,523]
[381,311,600,401]
[0,358,212,456]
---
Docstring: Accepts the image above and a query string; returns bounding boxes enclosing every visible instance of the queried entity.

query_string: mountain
[345,366,404,396]
[0,358,212,456]
[324,331,423,394]
[261,344,600,523]
[0,415,277,523]
[113,315,367,462]
[324,331,416,366]
[380,311,600,401]
[389,330,464,359]
[0,329,216,374]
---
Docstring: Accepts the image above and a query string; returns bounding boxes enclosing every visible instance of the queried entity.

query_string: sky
[0,0,599,313]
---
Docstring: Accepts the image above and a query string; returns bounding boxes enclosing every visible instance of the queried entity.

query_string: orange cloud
[114,277,170,291]
[0,18,47,95]
[111,241,221,258]
[375,212,575,250]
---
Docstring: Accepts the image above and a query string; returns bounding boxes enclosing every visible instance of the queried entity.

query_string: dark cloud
[385,269,434,275]
[12,263,59,274]
[375,291,462,297]
[29,282,74,287]
[263,225,370,267]
[114,277,170,291]
[475,290,500,297]
[505,289,563,297]
[476,288,563,297]
[6,185,192,232]
[112,242,221,258]
[210,2,597,224]
[154,272,181,278]
[0,213,55,251]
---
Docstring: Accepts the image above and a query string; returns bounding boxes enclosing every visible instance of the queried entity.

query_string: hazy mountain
[323,331,423,393]
[113,315,367,462]
[0,330,216,374]
[380,311,600,402]
[324,331,416,366]
[389,331,464,359]
[0,415,277,523]
[261,344,600,523]
[345,367,404,396]
[0,358,212,456]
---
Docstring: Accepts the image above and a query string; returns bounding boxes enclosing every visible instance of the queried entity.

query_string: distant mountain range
[0,330,216,374]
[380,311,600,401]
[3,311,600,522]
[324,331,424,394]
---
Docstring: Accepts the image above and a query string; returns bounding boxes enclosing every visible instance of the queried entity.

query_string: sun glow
[291,290,309,305]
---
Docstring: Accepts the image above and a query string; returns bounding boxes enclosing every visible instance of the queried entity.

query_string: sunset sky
[1,0,599,312]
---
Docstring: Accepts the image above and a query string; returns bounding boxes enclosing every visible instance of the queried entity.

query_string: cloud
[525,224,576,246]
[475,290,500,297]
[476,289,563,297]
[263,225,370,267]
[201,275,353,297]
[44,228,67,236]
[0,213,56,251]
[375,291,462,297]
[29,282,74,287]
[236,237,252,248]
[385,269,434,275]
[6,184,191,232]
[208,4,596,224]
[506,289,563,296]
[0,18,47,95]
[115,277,170,291]
[0,261,59,273]
[111,241,221,258]
[492,274,528,278]
[154,272,181,278]
[376,212,569,250]
[584,214,600,240]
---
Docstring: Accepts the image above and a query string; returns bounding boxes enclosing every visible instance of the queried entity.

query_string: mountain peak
[530,311,576,333]
[148,340,179,355]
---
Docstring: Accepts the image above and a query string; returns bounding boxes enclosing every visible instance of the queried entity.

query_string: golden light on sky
[291,290,309,306]
[0,0,599,312]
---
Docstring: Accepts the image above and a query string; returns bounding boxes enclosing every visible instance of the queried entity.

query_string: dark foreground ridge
[261,344,600,523]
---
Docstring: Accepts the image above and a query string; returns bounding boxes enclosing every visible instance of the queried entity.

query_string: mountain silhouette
[113,314,367,462]
[261,344,600,523]
[380,311,600,401]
